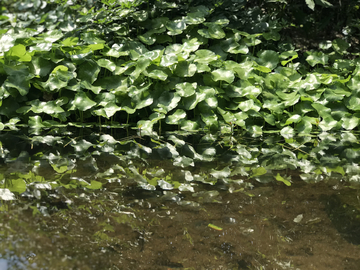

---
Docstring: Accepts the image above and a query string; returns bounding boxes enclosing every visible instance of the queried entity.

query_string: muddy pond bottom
[1,178,360,270]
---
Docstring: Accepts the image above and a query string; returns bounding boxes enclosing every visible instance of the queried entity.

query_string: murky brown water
[1,171,360,270]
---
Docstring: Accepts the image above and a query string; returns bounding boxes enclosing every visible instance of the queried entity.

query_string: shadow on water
[1,130,360,269]
[2,176,360,270]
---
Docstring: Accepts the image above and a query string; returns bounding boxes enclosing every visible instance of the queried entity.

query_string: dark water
[1,167,360,270]
[1,131,360,269]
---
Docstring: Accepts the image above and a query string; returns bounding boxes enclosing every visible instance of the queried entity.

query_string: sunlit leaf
[0,189,16,200]
[280,126,295,139]
[342,114,360,130]
[256,50,279,70]
[306,51,328,67]
[86,180,102,190]
[7,179,26,194]
[211,69,235,84]
[72,139,93,152]
[96,58,116,72]
[275,173,291,186]
[175,61,197,77]
[166,109,187,124]
[69,91,97,111]
[251,167,267,177]
[6,44,31,62]
[175,82,197,97]
[194,49,218,64]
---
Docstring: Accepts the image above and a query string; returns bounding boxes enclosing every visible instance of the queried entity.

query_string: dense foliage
[0,0,359,136]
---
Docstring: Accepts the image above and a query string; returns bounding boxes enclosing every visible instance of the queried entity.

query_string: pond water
[2,169,360,269]
[1,131,360,269]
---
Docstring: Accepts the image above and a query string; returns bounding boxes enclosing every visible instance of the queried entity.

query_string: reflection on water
[1,131,360,269]
[1,171,360,270]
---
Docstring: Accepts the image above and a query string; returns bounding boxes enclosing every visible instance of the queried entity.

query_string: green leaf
[87,180,102,190]
[257,50,279,70]
[144,66,169,81]
[279,50,298,66]
[30,56,53,77]
[61,37,79,46]
[77,59,100,84]
[306,0,315,10]
[208,224,223,231]
[173,156,194,167]
[41,65,74,92]
[179,120,200,131]
[207,24,226,39]
[28,115,45,129]
[166,19,187,35]
[40,29,63,43]
[332,39,349,54]
[155,92,181,113]
[248,125,262,137]
[346,96,360,111]
[138,32,156,45]
[72,139,93,152]
[306,51,328,67]
[166,109,187,124]
[238,99,260,112]
[69,91,97,111]
[221,38,249,54]
[275,173,291,186]
[284,114,302,125]
[96,58,116,72]
[7,179,26,194]
[280,126,295,139]
[342,114,360,130]
[175,61,197,77]
[184,12,206,25]
[211,69,235,84]
[175,82,197,97]
[3,67,31,96]
[251,167,267,178]
[160,54,178,67]
[6,44,31,62]
[194,49,218,64]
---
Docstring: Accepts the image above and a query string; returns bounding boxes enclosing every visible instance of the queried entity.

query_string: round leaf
[211,69,235,84]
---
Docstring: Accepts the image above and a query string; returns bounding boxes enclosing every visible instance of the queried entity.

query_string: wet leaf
[208,224,223,231]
